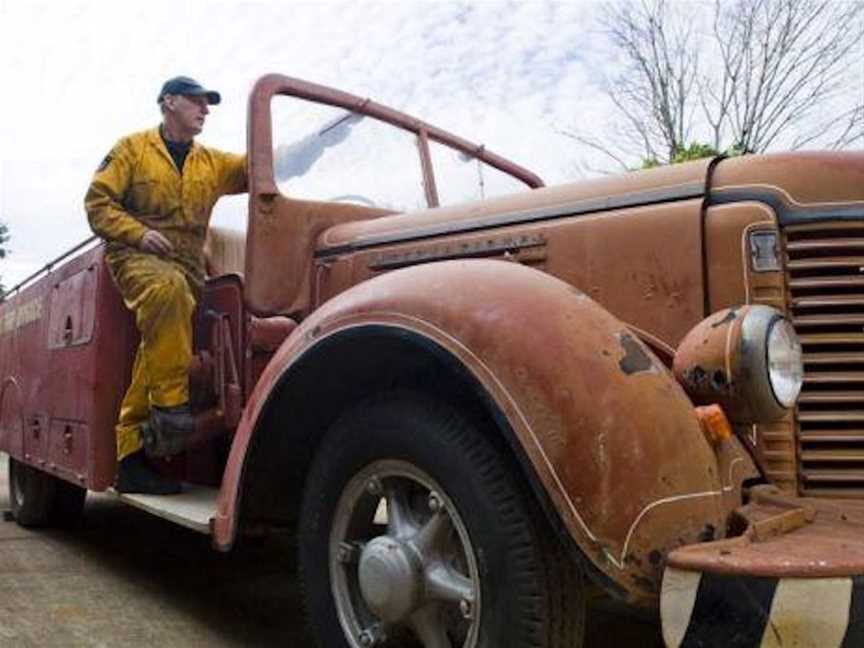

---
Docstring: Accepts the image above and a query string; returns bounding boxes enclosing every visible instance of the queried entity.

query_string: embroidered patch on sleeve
[96,154,113,172]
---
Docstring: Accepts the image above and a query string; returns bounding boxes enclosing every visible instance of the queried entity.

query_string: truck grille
[785,221,864,497]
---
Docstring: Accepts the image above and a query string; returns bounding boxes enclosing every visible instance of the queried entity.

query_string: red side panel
[0,245,137,490]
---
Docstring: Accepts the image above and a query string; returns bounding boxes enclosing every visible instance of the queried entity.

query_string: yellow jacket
[85,127,247,285]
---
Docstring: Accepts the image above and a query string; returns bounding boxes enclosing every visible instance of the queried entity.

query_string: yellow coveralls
[85,127,246,460]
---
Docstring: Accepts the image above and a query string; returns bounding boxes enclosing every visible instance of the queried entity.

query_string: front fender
[215,259,731,602]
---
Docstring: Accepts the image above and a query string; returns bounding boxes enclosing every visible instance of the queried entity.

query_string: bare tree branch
[819,105,864,149]
[558,129,633,173]
[712,0,863,152]
[598,0,699,164]
[573,0,864,170]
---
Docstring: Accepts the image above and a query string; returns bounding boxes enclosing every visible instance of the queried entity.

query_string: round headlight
[767,318,803,407]
[674,305,804,424]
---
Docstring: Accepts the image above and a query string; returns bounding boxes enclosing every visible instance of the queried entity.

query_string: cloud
[0,0,608,286]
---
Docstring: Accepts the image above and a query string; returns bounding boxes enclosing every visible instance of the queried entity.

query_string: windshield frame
[248,74,544,209]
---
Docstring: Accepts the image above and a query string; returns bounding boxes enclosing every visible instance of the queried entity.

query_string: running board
[109,484,218,534]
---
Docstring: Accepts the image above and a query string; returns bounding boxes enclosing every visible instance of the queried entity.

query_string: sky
[0,0,860,289]
[0,0,617,288]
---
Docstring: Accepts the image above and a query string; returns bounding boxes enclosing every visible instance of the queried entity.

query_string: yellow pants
[109,253,196,460]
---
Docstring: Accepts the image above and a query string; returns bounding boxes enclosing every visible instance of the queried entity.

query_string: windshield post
[417,128,440,207]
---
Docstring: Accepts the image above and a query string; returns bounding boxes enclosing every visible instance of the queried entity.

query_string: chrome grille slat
[803,352,864,364]
[786,221,864,497]
[801,469,864,482]
[789,277,864,289]
[792,294,864,308]
[798,391,864,404]
[787,256,864,270]
[799,429,864,442]
[805,372,864,383]
[801,449,864,461]
[797,410,864,422]
[795,314,864,326]
[786,238,864,252]
[799,332,864,344]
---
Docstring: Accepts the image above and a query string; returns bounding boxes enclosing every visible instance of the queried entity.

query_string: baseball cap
[157,76,221,105]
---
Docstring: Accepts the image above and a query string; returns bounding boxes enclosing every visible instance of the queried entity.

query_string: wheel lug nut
[460,597,473,619]
[358,627,384,646]
[366,477,383,496]
[428,491,442,513]
[336,541,358,563]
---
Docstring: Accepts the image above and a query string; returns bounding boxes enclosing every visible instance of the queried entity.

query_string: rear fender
[215,259,731,602]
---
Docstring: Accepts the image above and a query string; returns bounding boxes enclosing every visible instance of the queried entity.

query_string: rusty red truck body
[2,75,864,647]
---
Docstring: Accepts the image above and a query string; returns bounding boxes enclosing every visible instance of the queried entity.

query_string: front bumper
[661,486,864,647]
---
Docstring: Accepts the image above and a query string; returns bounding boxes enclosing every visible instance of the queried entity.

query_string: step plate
[109,484,218,534]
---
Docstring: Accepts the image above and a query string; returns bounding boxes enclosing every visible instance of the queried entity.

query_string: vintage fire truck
[2,75,863,647]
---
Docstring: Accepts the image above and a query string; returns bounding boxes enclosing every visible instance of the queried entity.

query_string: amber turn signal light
[695,404,733,446]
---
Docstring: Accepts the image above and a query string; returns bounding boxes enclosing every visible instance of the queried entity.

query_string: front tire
[299,392,586,648]
[8,457,85,527]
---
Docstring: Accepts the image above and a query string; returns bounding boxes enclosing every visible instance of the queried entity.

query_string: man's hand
[140,230,174,255]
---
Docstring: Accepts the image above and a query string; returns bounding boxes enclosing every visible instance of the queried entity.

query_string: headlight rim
[765,315,804,409]
[674,304,804,425]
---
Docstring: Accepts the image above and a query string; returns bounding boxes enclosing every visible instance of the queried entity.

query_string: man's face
[165,94,210,134]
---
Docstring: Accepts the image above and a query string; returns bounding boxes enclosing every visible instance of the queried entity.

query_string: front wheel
[299,392,586,648]
[8,457,86,527]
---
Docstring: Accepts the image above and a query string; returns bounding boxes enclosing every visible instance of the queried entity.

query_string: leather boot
[142,403,195,458]
[116,450,181,495]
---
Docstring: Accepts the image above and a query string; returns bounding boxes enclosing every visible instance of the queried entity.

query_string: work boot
[141,404,195,458]
[115,450,181,495]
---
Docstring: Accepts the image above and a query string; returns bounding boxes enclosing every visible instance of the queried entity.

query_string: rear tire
[298,391,586,648]
[8,458,85,527]
[50,479,87,526]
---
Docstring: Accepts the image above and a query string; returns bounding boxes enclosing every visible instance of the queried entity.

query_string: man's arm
[215,151,248,196]
[84,138,151,247]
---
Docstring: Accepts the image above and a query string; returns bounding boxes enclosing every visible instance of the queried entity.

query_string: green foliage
[672,142,720,163]
[0,222,10,296]
[0,222,9,259]
[639,142,746,169]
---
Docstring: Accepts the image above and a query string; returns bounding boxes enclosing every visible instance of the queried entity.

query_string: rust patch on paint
[711,308,738,328]
[619,332,654,374]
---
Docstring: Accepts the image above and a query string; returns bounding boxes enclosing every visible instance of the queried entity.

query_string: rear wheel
[8,457,85,527]
[299,392,586,648]
[50,478,87,526]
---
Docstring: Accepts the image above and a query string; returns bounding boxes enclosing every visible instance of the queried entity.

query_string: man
[85,76,247,495]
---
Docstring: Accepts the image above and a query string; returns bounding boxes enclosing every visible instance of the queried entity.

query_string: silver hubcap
[331,460,480,648]
[358,536,422,622]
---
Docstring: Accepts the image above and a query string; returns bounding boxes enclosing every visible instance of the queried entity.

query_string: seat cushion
[205,226,246,278]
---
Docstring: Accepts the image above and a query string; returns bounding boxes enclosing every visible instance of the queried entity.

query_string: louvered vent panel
[786,222,864,497]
